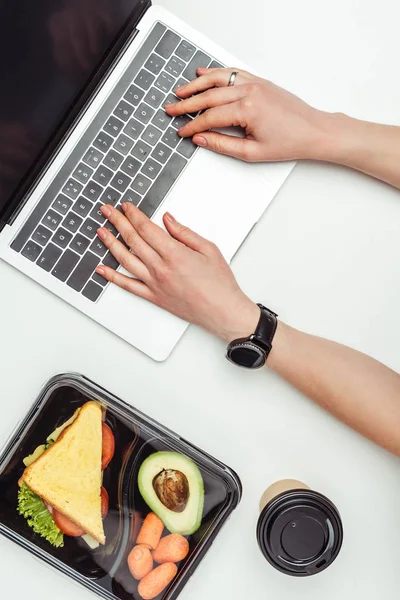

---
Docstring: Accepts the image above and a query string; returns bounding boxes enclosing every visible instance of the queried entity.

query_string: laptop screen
[0,0,145,224]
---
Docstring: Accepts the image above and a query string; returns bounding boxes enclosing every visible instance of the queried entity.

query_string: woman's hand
[165,67,333,162]
[95,203,259,342]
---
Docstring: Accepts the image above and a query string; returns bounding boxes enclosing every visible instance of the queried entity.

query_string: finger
[95,265,154,301]
[192,132,259,161]
[97,227,150,281]
[165,86,245,117]
[175,68,252,98]
[100,204,160,265]
[121,202,176,257]
[163,212,210,254]
[178,103,242,138]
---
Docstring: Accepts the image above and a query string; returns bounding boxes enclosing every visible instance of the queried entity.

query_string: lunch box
[0,373,242,600]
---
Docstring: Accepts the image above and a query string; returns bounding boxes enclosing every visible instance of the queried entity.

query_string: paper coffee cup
[257,479,343,576]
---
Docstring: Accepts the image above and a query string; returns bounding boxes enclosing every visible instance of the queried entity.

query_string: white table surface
[1,0,400,598]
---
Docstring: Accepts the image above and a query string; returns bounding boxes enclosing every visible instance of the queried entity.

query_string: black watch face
[229,345,265,368]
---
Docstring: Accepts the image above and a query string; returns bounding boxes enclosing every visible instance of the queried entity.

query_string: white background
[1,0,400,598]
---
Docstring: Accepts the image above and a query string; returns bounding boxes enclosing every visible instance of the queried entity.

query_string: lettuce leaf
[17,483,64,548]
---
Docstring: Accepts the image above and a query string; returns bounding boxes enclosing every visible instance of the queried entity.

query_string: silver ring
[227,70,238,86]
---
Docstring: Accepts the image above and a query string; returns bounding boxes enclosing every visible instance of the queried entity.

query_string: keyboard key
[114,100,134,122]
[63,213,83,234]
[67,252,100,292]
[82,280,103,302]
[104,115,124,137]
[32,225,52,246]
[123,118,145,141]
[52,194,73,215]
[103,222,118,236]
[52,227,72,249]
[43,209,62,231]
[82,147,103,168]
[139,154,187,218]
[103,251,119,269]
[142,124,162,146]
[177,137,197,159]
[175,40,196,62]
[37,243,63,272]
[152,109,172,130]
[121,156,141,178]
[134,69,155,91]
[163,93,178,108]
[165,56,185,77]
[124,84,144,107]
[131,140,152,161]
[155,72,175,93]
[134,103,155,125]
[89,202,106,225]
[62,178,83,200]
[155,30,180,59]
[22,240,42,262]
[172,115,192,129]
[152,142,172,165]
[110,171,131,193]
[72,163,93,185]
[209,60,224,69]
[113,134,134,155]
[92,272,108,286]
[141,158,162,180]
[90,238,107,258]
[103,149,124,171]
[82,181,103,202]
[144,53,166,75]
[183,50,211,81]
[72,197,92,217]
[52,249,80,282]
[70,233,90,255]
[93,164,113,186]
[172,77,189,94]
[144,87,165,109]
[131,173,152,195]
[93,131,113,153]
[100,187,121,205]
[121,190,141,206]
[161,127,181,149]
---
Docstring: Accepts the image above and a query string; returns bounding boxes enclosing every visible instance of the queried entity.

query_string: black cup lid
[257,489,343,576]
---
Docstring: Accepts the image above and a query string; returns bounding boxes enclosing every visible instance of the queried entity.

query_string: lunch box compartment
[0,373,242,600]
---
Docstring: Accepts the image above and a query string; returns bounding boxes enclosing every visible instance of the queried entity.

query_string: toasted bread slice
[23,401,105,544]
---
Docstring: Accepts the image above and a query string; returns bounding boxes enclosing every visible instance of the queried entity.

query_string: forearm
[268,321,400,455]
[316,112,400,189]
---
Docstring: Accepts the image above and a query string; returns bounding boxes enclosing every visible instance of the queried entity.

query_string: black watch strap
[252,303,278,354]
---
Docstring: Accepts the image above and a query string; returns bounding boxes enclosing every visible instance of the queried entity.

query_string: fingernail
[97,227,107,240]
[194,136,207,147]
[101,205,112,217]
[96,266,105,276]
[164,212,175,224]
[121,202,128,212]
[175,86,185,92]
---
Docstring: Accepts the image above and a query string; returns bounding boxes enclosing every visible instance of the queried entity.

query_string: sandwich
[17,401,115,548]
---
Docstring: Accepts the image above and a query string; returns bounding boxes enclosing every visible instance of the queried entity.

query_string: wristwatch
[226,304,278,369]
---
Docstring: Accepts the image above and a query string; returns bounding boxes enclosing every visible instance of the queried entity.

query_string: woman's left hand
[96,203,259,342]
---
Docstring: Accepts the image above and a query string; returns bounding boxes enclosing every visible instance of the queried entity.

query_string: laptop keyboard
[11,22,223,303]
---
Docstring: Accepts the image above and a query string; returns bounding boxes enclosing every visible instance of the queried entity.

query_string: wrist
[215,298,260,343]
[313,111,363,165]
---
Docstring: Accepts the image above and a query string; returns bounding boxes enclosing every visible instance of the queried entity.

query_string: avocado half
[138,451,204,535]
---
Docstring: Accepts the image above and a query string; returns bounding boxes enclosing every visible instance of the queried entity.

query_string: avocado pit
[153,469,189,513]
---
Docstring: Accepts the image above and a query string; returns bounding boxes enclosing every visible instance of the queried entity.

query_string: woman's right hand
[165,67,333,163]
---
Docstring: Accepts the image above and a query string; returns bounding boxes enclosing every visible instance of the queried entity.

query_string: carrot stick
[127,545,153,580]
[152,534,189,563]
[138,563,178,600]
[136,513,164,550]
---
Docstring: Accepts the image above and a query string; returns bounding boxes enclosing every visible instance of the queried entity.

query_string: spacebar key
[139,154,187,218]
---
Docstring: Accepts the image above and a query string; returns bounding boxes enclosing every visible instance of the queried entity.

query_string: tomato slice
[102,423,115,470]
[101,486,109,520]
[53,510,85,537]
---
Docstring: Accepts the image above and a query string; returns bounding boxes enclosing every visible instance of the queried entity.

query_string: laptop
[0,0,294,361]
